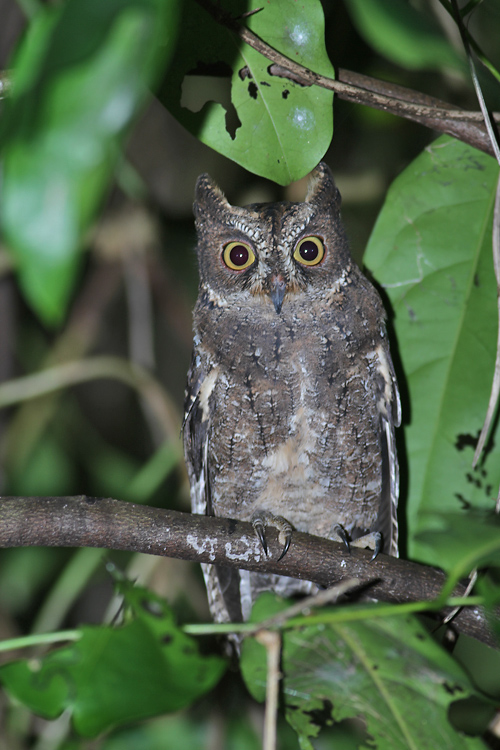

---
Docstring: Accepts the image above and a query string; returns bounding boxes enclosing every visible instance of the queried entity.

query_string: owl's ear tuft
[305,162,341,211]
[194,174,230,220]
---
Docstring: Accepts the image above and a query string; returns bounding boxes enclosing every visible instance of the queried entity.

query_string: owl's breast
[197,297,384,536]
[204,313,305,447]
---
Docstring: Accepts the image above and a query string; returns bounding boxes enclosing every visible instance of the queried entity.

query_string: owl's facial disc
[269,273,287,314]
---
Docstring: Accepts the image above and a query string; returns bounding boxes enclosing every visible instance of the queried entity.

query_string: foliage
[0,0,500,748]
[241,593,491,749]
[364,135,500,563]
[158,0,334,186]
[0,579,226,737]
[0,0,179,323]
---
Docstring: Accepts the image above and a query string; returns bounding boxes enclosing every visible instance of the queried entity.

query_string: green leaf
[1,0,179,324]
[0,583,226,737]
[416,511,500,585]
[159,0,334,185]
[241,595,489,749]
[343,0,463,71]
[363,136,500,563]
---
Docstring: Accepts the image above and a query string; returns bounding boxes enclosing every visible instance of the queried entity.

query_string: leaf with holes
[0,583,226,737]
[159,0,334,185]
[241,593,490,749]
[364,135,500,563]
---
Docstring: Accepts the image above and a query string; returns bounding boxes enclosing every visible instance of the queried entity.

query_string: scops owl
[183,162,400,624]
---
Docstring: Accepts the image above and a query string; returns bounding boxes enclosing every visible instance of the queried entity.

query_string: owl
[183,163,400,624]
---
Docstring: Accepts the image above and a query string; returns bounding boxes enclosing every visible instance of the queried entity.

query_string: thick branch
[195,0,500,158]
[0,495,496,648]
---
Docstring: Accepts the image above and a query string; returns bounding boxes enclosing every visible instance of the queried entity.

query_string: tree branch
[195,0,500,158]
[0,495,496,648]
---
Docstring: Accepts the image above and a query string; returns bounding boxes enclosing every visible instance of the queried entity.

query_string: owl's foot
[251,510,293,561]
[332,525,382,561]
[332,524,351,552]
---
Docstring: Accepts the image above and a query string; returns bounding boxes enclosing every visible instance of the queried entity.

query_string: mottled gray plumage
[183,163,400,624]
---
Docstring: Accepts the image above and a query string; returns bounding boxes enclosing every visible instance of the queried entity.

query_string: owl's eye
[222,242,256,271]
[293,236,325,266]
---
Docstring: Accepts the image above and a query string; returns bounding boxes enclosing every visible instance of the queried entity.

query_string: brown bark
[0,495,495,648]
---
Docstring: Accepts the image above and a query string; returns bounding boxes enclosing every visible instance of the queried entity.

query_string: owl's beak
[269,274,287,314]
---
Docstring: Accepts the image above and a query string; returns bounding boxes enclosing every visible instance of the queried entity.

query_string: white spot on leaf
[289,107,315,131]
[289,24,309,47]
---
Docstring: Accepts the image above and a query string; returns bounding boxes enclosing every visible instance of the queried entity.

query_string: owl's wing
[373,340,401,557]
[183,350,212,517]
[183,352,244,622]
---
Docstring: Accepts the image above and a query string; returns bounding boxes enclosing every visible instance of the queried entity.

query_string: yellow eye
[222,241,256,271]
[293,236,325,266]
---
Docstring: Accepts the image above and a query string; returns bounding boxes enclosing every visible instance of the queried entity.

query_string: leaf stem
[0,630,81,653]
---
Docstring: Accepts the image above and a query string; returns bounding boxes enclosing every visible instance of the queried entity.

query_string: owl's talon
[252,511,293,559]
[351,531,383,560]
[253,520,269,556]
[332,524,351,552]
[277,531,292,561]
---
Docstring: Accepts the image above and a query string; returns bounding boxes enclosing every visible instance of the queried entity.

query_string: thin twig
[438,0,500,84]
[473,175,500,468]
[2,261,122,470]
[449,0,500,163]
[442,569,478,625]
[255,630,281,750]
[0,355,180,442]
[252,579,362,631]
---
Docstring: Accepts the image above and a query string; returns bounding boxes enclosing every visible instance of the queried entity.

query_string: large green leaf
[364,136,500,563]
[0,582,226,737]
[343,0,463,71]
[241,594,489,749]
[1,0,178,324]
[159,0,334,185]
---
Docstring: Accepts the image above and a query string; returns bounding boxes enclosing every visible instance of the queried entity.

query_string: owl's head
[193,163,351,314]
